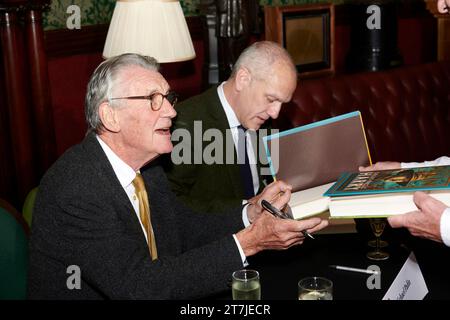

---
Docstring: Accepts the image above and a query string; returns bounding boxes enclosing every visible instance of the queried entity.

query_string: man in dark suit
[28,53,327,299]
[165,41,298,213]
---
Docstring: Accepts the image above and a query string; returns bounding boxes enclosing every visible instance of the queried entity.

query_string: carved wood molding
[0,0,50,12]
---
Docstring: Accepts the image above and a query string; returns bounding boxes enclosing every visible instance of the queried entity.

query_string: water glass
[232,269,261,300]
[298,277,333,300]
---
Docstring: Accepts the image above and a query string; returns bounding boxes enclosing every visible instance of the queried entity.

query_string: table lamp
[103,0,196,62]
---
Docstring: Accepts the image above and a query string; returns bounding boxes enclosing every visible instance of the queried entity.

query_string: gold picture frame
[265,4,335,79]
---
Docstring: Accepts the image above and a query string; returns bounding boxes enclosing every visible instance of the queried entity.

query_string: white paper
[382,252,428,300]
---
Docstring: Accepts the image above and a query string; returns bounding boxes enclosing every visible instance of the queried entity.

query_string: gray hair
[85,53,159,133]
[230,41,296,81]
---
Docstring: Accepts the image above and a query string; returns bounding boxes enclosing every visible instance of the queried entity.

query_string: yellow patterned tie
[132,173,158,260]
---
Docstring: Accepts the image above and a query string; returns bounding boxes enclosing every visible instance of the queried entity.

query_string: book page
[290,183,334,219]
[329,191,450,218]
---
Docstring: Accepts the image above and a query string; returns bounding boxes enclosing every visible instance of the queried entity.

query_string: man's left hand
[388,191,447,242]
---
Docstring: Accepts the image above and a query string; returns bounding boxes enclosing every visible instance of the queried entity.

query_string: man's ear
[98,102,121,133]
[235,67,252,91]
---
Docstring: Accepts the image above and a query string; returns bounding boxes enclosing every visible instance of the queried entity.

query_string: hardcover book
[263,111,371,220]
[324,166,450,218]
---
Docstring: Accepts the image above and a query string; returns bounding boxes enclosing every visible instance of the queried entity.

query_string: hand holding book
[362,159,450,246]
[388,191,447,243]
[359,162,401,172]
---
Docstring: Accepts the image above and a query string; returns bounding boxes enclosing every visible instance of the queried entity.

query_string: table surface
[213,224,450,300]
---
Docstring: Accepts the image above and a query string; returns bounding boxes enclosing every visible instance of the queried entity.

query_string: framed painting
[265,4,335,78]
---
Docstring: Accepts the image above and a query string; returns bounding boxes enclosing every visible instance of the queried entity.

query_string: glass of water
[298,277,333,300]
[232,269,261,300]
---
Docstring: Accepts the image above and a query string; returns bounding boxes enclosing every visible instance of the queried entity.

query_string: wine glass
[368,238,388,248]
[366,218,389,261]
[298,277,333,300]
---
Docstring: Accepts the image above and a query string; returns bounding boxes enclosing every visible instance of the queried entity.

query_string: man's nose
[161,99,177,118]
[267,103,282,119]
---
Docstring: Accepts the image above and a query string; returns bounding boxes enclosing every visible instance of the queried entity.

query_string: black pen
[261,200,315,240]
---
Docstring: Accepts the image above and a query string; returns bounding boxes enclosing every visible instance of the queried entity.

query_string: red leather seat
[274,62,450,163]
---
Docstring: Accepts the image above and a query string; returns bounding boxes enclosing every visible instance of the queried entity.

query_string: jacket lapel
[81,133,146,239]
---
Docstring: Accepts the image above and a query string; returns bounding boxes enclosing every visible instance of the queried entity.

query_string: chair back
[22,187,38,228]
[0,200,29,300]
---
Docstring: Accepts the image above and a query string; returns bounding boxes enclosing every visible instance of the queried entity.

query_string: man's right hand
[235,211,329,257]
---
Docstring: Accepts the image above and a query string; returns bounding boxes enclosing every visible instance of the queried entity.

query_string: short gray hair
[85,53,159,133]
[230,41,296,81]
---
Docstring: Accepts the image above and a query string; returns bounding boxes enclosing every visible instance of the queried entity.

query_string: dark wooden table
[215,225,450,300]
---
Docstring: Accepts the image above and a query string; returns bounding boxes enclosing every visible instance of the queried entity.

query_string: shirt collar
[217,82,241,129]
[96,135,136,188]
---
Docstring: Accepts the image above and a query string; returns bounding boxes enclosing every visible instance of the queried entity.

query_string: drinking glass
[232,269,261,300]
[368,238,388,248]
[298,277,333,300]
[367,218,389,261]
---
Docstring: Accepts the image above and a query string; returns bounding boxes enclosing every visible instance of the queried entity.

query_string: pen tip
[329,265,336,268]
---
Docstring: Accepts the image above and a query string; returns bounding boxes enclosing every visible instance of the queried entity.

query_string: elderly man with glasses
[28,53,328,299]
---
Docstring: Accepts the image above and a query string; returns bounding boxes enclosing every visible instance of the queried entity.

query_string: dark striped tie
[237,125,255,199]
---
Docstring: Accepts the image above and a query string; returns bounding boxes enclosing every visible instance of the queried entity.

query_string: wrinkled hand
[388,192,447,243]
[246,180,292,223]
[236,212,329,257]
[359,161,401,172]
[240,180,329,257]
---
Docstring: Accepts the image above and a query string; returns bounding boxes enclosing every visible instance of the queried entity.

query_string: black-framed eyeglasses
[110,91,178,111]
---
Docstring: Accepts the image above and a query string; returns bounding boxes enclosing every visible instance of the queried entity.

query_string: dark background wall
[0,0,439,210]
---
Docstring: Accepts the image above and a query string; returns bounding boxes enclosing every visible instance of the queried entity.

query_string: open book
[263,111,371,221]
[324,165,450,218]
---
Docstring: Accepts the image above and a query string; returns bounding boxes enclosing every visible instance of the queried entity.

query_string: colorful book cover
[324,165,450,197]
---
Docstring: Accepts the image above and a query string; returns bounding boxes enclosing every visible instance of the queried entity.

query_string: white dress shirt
[401,156,450,169]
[96,135,248,264]
[401,156,450,246]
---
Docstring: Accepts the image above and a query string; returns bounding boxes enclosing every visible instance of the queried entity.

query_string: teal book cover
[324,165,450,197]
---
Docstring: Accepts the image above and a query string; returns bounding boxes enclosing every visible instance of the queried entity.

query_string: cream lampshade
[103,0,196,63]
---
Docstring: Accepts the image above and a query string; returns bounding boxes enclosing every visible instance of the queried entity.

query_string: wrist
[246,201,260,223]
[236,226,259,257]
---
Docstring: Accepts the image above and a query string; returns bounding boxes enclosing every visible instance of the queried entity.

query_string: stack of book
[324,165,450,218]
